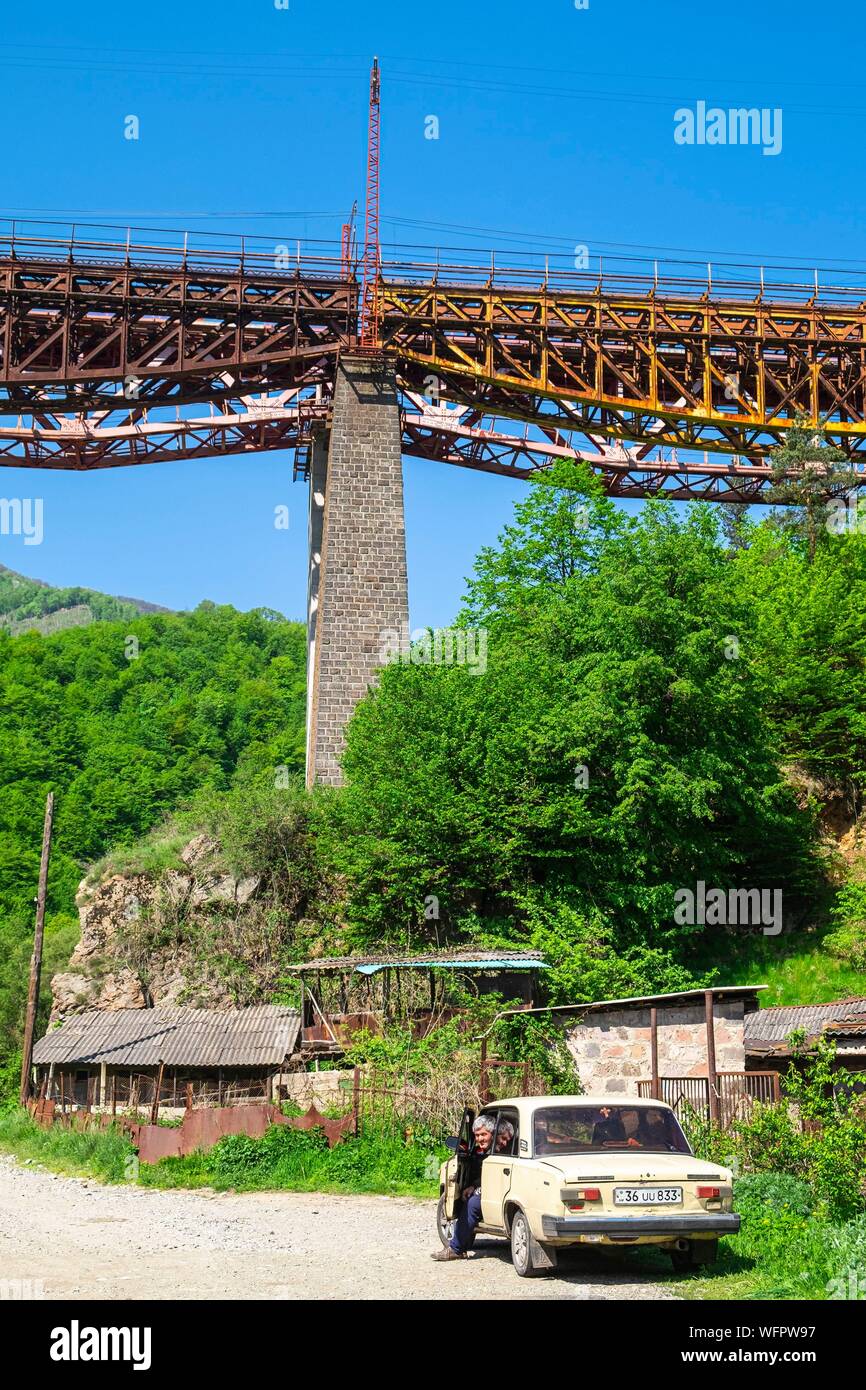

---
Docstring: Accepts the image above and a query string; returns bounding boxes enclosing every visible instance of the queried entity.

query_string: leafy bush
[733,1171,815,1222]
[825,881,866,969]
[212,1124,329,1184]
[202,1122,442,1195]
[686,1039,866,1223]
[730,1099,812,1181]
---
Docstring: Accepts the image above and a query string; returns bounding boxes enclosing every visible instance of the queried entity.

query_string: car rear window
[533,1105,691,1155]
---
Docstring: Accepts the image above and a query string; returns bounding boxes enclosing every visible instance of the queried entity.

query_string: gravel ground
[0,1155,676,1301]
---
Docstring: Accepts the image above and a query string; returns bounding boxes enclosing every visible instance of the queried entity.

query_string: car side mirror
[444,1136,459,1151]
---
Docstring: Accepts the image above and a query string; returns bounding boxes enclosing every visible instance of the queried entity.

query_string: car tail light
[697,1186,720,1199]
[566,1187,601,1210]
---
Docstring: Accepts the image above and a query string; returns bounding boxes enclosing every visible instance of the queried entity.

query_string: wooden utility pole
[19,792,55,1107]
[150,1061,165,1125]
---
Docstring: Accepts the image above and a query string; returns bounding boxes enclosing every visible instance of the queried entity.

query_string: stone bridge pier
[305,355,409,787]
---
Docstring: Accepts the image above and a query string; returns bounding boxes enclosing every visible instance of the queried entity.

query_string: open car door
[445,1107,475,1220]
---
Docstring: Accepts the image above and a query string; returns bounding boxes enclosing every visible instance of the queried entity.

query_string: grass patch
[86,820,192,883]
[0,1108,442,1199]
[652,1173,866,1301]
[687,929,866,1006]
[0,1107,135,1181]
[558,1213,866,1302]
[670,1212,866,1301]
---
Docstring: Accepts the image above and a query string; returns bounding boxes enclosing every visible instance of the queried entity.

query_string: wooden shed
[31,1005,301,1110]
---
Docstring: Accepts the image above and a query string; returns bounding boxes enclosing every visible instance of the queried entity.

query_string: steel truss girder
[0,389,330,471]
[399,404,777,502]
[0,251,356,410]
[377,278,866,457]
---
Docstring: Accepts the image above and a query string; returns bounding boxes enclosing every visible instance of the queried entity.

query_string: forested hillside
[0,564,169,636]
[0,603,307,1087]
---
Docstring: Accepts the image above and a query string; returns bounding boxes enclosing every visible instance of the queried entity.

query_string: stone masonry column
[305,355,409,787]
[304,429,328,786]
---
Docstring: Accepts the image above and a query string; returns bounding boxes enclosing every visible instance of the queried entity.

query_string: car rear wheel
[510,1209,543,1277]
[436,1193,455,1249]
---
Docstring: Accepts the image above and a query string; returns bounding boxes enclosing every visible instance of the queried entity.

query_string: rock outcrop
[50,837,261,1022]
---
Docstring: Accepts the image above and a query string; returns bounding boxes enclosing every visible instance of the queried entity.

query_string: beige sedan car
[437,1095,739,1277]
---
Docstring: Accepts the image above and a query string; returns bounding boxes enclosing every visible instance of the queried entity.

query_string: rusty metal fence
[637,1072,781,1130]
[29,1066,458,1162]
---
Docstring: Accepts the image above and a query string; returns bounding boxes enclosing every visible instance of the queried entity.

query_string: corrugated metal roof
[745,997,866,1053]
[284,950,548,973]
[32,1006,301,1068]
[745,997,866,1041]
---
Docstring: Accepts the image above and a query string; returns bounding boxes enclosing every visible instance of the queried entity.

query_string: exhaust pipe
[674,1238,690,1251]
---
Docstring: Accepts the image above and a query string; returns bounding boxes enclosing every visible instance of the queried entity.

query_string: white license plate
[613,1186,682,1205]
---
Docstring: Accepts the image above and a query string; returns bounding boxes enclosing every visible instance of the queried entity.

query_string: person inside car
[432,1114,495,1262]
[495,1119,515,1154]
[590,1105,645,1147]
[633,1108,670,1149]
[591,1106,627,1146]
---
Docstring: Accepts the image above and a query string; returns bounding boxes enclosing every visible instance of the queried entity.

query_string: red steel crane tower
[359,57,381,350]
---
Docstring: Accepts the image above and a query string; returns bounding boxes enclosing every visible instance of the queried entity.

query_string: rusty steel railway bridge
[3,227,866,499]
[4,222,866,786]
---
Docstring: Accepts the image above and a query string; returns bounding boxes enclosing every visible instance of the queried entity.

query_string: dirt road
[0,1155,676,1300]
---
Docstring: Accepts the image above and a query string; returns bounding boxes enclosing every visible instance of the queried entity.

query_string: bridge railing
[2,216,866,307]
[376,249,866,307]
[0,218,351,282]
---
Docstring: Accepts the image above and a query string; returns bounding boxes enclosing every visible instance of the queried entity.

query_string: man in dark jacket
[432,1114,497,1262]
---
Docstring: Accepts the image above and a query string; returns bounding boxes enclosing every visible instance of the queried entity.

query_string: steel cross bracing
[4,232,866,501]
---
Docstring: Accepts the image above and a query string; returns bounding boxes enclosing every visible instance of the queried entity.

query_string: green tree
[766,415,860,562]
[323,467,818,996]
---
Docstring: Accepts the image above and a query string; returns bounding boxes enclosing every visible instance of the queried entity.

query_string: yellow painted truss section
[377,278,866,456]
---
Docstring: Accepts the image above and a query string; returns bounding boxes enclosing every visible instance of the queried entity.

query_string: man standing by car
[432,1114,496,1262]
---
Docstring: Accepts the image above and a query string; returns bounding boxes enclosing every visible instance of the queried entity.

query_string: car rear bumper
[541,1212,740,1239]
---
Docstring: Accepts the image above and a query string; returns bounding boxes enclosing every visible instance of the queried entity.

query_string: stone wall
[566,1000,747,1096]
[306,355,409,787]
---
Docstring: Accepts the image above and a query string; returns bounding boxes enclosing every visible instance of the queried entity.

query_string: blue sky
[1,0,864,625]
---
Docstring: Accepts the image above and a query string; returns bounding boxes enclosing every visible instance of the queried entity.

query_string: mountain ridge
[0,563,172,635]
